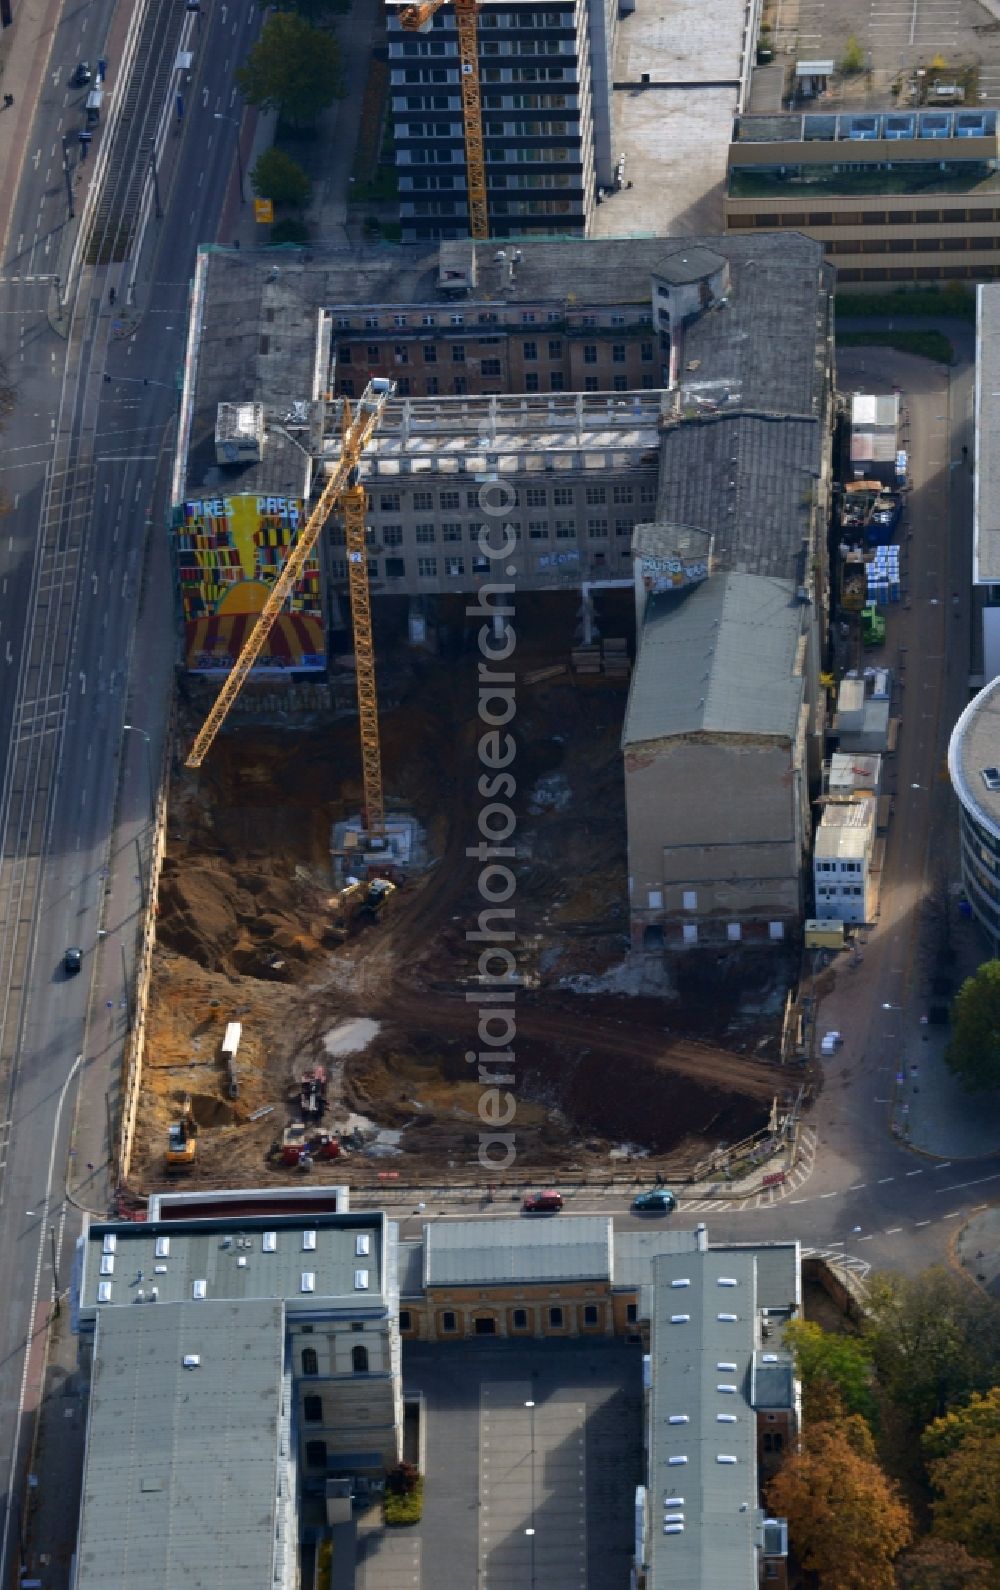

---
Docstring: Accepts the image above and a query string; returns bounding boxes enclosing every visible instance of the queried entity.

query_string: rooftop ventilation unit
[215,401,264,466]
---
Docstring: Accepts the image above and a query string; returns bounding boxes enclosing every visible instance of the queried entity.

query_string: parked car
[63,946,83,975]
[70,62,92,87]
[522,1189,563,1214]
[632,1188,676,1215]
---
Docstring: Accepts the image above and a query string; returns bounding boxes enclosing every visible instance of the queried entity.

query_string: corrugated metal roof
[654,415,821,580]
[612,1228,703,1289]
[648,1251,760,1590]
[75,1300,284,1590]
[622,574,805,746]
[397,1238,424,1298]
[80,1214,387,1318]
[425,1216,612,1287]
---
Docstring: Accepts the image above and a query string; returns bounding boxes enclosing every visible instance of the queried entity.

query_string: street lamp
[214,112,245,205]
[123,723,155,820]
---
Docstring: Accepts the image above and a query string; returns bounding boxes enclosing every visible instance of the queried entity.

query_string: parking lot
[359,1341,643,1590]
[770,0,1000,101]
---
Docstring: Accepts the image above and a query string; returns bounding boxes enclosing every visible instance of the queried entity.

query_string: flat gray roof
[948,675,1000,842]
[648,1250,760,1590]
[425,1216,613,1287]
[623,574,805,747]
[80,1212,388,1318]
[175,248,323,507]
[975,284,1000,585]
[713,1242,801,1315]
[75,1300,284,1590]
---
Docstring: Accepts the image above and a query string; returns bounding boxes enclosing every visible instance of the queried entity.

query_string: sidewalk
[219,0,384,250]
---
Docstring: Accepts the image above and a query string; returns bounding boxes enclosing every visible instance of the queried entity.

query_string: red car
[522,1189,564,1214]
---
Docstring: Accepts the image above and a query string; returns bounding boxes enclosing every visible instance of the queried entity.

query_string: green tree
[864,1268,1000,1430]
[236,13,344,129]
[841,34,866,74]
[251,147,312,208]
[947,959,1000,1089]
[783,1318,877,1426]
[894,1537,995,1590]
[922,1386,1000,1565]
[766,1416,911,1589]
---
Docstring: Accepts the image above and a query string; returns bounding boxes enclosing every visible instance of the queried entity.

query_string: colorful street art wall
[174,495,325,672]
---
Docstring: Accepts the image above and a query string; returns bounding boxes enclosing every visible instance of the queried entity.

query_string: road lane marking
[939,1171,1000,1193]
[848,1184,866,1191]
[884,1227,902,1234]
[915,1219,931,1227]
[932,1162,952,1170]
[905,1169,923,1176]
[820,1191,837,1198]
[877,1176,894,1183]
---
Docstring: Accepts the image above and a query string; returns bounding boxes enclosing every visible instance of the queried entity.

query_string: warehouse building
[173,232,832,651]
[70,1190,798,1589]
[624,574,812,952]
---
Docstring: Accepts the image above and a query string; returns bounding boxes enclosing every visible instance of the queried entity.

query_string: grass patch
[836,286,974,321]
[837,329,954,364]
[349,165,398,204]
[385,1477,424,1525]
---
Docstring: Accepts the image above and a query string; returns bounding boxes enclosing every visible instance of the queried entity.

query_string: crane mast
[399,0,488,239]
[184,380,396,840]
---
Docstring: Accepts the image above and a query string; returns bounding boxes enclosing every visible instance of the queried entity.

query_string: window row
[300,1344,369,1377]
[729,204,1000,228]
[427,1302,605,1334]
[373,483,651,512]
[338,375,660,398]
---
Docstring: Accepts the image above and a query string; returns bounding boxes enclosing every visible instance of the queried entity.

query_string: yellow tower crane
[185,378,397,839]
[399,0,488,240]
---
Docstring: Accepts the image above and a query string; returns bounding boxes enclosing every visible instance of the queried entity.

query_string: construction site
[135,584,788,1191]
[123,226,842,1193]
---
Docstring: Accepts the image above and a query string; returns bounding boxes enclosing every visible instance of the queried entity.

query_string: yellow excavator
[166,1095,198,1171]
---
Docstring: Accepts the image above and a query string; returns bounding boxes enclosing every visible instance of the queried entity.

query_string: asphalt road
[0,0,262,1573]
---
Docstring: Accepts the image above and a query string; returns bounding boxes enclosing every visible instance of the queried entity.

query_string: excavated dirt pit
[134,594,784,1190]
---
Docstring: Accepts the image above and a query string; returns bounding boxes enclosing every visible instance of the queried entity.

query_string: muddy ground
[134,593,792,1191]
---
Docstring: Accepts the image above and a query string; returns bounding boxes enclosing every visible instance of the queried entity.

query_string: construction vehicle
[185,378,397,842]
[298,1064,328,1121]
[166,1095,198,1170]
[359,877,396,920]
[399,0,487,239]
[268,1129,342,1169]
[861,604,886,648]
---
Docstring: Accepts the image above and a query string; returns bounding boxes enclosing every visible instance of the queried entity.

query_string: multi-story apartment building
[387,0,618,242]
[726,108,1000,285]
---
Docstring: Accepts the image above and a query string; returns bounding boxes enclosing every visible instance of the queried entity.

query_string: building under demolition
[173,231,834,950]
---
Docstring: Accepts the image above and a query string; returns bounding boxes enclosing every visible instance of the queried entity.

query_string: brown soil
[134,594,786,1191]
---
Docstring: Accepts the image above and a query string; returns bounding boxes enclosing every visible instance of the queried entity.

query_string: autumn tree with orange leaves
[765,1415,911,1590]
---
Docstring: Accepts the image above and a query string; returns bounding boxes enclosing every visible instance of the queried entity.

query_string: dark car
[522,1189,563,1214]
[70,62,92,87]
[632,1188,677,1215]
[64,946,83,976]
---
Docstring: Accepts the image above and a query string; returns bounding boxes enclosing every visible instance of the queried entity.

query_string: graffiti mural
[174,494,325,672]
